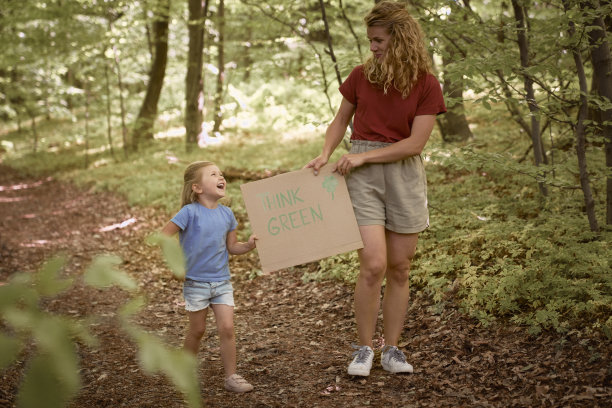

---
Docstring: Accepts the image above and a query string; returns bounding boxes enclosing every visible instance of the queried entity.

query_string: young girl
[162,160,257,393]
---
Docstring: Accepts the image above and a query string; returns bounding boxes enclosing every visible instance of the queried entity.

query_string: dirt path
[0,165,610,408]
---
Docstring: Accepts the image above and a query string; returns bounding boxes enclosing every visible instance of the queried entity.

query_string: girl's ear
[192,183,202,194]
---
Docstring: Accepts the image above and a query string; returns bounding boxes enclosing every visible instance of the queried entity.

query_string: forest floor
[0,163,610,408]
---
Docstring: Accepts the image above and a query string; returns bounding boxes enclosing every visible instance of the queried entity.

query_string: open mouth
[217,182,225,190]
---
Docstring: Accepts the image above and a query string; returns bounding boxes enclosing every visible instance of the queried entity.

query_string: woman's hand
[304,155,329,176]
[333,153,366,175]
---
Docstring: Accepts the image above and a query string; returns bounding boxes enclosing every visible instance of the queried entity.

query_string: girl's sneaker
[381,345,413,373]
[224,374,253,393]
[347,345,374,376]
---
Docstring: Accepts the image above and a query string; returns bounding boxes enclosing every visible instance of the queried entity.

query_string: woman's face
[367,26,391,60]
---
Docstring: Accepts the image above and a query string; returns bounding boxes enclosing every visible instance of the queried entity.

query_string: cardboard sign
[240,164,363,273]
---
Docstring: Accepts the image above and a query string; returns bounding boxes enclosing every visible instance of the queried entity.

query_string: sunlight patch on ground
[20,239,49,248]
[0,196,28,202]
[99,217,137,232]
[0,177,52,191]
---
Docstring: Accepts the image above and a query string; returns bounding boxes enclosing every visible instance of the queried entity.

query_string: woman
[305,1,446,376]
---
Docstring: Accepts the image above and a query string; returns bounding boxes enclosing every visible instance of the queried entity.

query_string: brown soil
[0,164,610,408]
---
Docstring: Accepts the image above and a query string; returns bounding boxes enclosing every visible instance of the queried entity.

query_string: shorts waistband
[350,140,393,148]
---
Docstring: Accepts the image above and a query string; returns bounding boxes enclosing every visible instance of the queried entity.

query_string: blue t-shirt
[171,203,238,282]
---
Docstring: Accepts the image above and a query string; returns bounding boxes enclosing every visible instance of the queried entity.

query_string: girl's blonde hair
[181,161,215,207]
[363,1,432,98]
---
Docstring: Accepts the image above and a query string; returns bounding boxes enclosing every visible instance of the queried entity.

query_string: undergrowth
[1,102,610,338]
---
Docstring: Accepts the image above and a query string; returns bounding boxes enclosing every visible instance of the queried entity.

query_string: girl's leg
[210,304,236,377]
[354,224,387,347]
[382,230,418,346]
[184,308,209,354]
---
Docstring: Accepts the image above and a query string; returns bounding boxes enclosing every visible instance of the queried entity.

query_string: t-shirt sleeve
[225,206,238,231]
[339,66,361,105]
[415,74,447,116]
[170,206,191,230]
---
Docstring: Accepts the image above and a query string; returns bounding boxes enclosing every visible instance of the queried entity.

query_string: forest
[0,0,610,407]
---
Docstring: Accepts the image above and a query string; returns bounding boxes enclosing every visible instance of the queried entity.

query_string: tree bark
[511,0,547,196]
[582,0,612,225]
[185,0,208,151]
[212,0,225,134]
[564,1,599,231]
[132,0,170,150]
[439,44,473,143]
[104,63,116,160]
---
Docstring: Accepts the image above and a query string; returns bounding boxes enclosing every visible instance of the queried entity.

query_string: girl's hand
[333,153,366,175]
[248,234,258,250]
[304,155,328,176]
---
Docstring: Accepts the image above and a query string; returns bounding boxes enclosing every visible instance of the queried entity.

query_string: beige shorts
[346,140,429,234]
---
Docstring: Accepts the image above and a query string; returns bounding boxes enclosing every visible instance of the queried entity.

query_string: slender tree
[185,0,209,151]
[212,0,225,134]
[132,0,170,150]
[511,0,547,196]
[582,0,612,225]
[563,0,599,231]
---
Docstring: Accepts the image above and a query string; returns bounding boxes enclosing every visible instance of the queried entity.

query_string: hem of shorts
[184,305,210,312]
[385,222,429,234]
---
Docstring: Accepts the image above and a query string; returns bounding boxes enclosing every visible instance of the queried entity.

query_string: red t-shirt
[339,65,446,143]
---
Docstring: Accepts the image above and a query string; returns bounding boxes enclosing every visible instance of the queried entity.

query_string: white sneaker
[381,345,413,373]
[347,345,374,376]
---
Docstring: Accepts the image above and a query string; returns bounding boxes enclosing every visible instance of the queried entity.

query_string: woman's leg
[354,224,387,347]
[184,308,208,354]
[382,230,418,346]
[211,304,236,377]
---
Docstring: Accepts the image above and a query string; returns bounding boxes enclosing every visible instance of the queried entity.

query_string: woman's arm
[305,97,356,175]
[334,114,436,175]
[161,221,181,236]
[226,230,257,255]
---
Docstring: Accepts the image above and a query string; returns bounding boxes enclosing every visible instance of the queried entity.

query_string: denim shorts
[182,279,235,312]
[346,140,429,234]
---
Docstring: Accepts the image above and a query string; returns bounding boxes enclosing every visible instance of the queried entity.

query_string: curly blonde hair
[363,1,432,98]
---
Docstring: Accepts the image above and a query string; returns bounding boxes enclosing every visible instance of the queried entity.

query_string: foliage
[0,254,201,407]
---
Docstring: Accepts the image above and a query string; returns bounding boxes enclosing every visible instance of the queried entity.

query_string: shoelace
[383,346,407,363]
[351,345,372,364]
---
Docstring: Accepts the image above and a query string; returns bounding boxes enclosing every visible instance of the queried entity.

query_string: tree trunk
[30,114,37,153]
[319,0,342,87]
[439,45,473,143]
[212,0,225,134]
[583,0,612,225]
[132,0,170,150]
[511,0,547,196]
[564,1,599,231]
[104,63,116,160]
[338,0,363,61]
[185,0,208,151]
[84,81,90,169]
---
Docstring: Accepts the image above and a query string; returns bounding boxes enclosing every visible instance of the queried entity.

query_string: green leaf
[128,327,201,408]
[34,255,73,297]
[17,353,79,408]
[146,233,186,279]
[0,333,22,370]
[119,295,146,319]
[84,255,137,291]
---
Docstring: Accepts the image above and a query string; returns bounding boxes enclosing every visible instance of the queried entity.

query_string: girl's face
[193,165,226,200]
[367,26,391,60]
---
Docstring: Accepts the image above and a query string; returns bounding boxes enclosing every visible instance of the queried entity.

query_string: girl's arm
[304,98,356,175]
[161,221,181,236]
[226,230,257,255]
[334,114,436,175]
